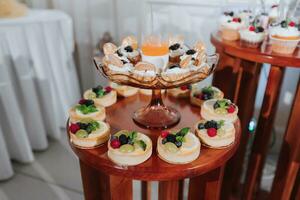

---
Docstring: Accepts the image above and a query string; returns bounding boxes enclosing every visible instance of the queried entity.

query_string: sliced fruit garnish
[119,144,135,153]
[87,91,97,99]
[215,108,227,115]
[217,129,226,137]
[164,142,179,153]
[75,130,89,138]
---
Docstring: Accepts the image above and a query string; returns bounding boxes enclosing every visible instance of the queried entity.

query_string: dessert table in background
[68,94,241,200]
[0,9,80,180]
[210,31,300,200]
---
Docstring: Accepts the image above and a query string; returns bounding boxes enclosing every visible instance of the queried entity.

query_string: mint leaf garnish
[76,104,98,114]
[179,127,190,136]
[137,140,146,151]
[128,131,138,144]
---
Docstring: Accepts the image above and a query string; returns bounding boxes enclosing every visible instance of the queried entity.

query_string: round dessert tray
[93,54,219,129]
[67,94,241,181]
[68,94,241,200]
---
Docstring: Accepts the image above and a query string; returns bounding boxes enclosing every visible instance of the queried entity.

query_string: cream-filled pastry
[161,64,190,81]
[195,119,235,148]
[201,99,238,123]
[157,127,200,164]
[179,41,206,69]
[103,42,118,56]
[190,86,224,107]
[108,130,152,166]
[69,99,106,122]
[168,85,191,98]
[168,35,188,64]
[84,85,117,107]
[109,82,138,97]
[102,54,133,77]
[68,119,110,148]
[133,61,157,82]
[119,36,141,64]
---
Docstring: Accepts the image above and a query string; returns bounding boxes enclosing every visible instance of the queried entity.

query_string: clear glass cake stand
[93,54,219,129]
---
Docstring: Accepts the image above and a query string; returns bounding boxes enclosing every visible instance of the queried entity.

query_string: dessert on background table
[268,4,279,24]
[168,85,191,98]
[220,15,244,41]
[69,99,106,122]
[201,99,238,123]
[83,85,117,107]
[190,85,224,107]
[269,19,300,54]
[68,119,110,148]
[107,130,152,166]
[239,18,266,48]
[157,127,200,164]
[195,119,235,148]
[109,82,138,97]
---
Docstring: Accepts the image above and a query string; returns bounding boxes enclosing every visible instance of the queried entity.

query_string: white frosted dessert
[238,10,253,26]
[109,82,138,97]
[108,130,152,166]
[195,119,235,148]
[168,35,188,63]
[157,128,200,164]
[201,99,238,123]
[69,119,110,148]
[161,65,190,81]
[69,99,106,122]
[190,86,224,107]
[268,4,279,23]
[84,85,117,107]
[239,25,265,48]
[220,17,244,41]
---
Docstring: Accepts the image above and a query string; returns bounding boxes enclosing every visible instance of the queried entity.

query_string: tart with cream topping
[190,86,224,107]
[109,82,138,97]
[107,130,152,166]
[168,35,188,64]
[201,99,238,123]
[68,118,110,148]
[220,17,244,41]
[69,99,106,122]
[83,85,117,107]
[168,85,191,98]
[157,127,200,164]
[195,119,235,148]
[133,61,157,82]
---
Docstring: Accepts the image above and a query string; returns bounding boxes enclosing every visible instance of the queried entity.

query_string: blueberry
[169,65,180,69]
[204,120,218,129]
[77,122,88,130]
[85,99,94,106]
[186,49,196,55]
[255,26,264,33]
[229,11,234,16]
[281,20,287,28]
[169,43,180,50]
[124,46,133,52]
[119,134,128,145]
[166,134,176,143]
[202,93,209,100]
[175,141,182,148]
[191,57,195,61]
[213,102,220,109]
[198,123,205,130]
[162,138,168,144]
[121,60,127,64]
[116,50,123,57]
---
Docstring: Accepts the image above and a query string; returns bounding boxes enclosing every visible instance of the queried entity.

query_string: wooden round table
[210,31,300,200]
[68,93,241,200]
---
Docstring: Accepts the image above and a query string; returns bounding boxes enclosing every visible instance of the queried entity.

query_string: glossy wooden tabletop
[68,93,241,181]
[211,31,300,67]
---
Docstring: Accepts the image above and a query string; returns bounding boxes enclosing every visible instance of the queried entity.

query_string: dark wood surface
[211,31,300,200]
[69,93,241,181]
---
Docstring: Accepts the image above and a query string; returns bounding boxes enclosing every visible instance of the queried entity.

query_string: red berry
[271,4,278,8]
[232,18,240,22]
[227,105,235,113]
[110,139,121,149]
[69,123,80,134]
[196,93,202,99]
[161,131,170,138]
[105,86,112,93]
[249,26,255,31]
[78,99,86,104]
[207,128,217,137]
[289,21,296,27]
[180,85,188,90]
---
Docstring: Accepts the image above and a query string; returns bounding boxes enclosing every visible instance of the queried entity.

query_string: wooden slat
[141,181,152,200]
[159,180,179,200]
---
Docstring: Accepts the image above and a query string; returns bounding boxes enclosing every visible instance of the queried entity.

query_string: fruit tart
[68,118,110,148]
[109,82,138,97]
[69,99,106,122]
[195,119,235,148]
[168,85,191,98]
[201,99,238,123]
[157,127,200,164]
[108,130,152,166]
[190,86,224,107]
[168,35,188,64]
[83,85,117,107]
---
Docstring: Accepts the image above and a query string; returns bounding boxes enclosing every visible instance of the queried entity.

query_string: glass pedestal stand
[133,89,180,129]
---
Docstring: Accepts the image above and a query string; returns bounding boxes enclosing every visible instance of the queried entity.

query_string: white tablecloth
[0,9,80,180]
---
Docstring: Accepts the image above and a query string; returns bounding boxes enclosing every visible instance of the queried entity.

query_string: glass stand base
[132,89,181,129]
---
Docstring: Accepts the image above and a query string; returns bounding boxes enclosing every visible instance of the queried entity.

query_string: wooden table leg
[242,66,285,200]
[159,180,180,200]
[141,181,151,200]
[221,61,262,199]
[270,77,300,200]
[79,160,132,200]
[188,166,225,200]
